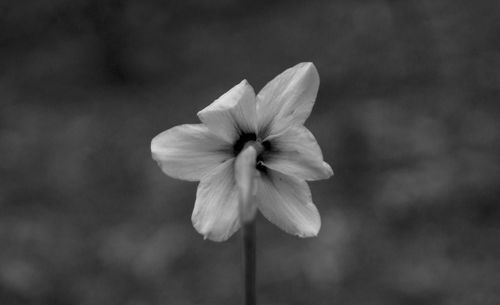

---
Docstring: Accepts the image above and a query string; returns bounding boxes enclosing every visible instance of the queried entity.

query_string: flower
[151,62,333,241]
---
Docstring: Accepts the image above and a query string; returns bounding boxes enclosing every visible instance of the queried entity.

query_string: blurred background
[1,0,500,304]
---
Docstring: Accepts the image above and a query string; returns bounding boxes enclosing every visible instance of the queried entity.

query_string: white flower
[151,63,333,241]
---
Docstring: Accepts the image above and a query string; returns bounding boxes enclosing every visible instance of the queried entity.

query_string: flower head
[151,63,333,241]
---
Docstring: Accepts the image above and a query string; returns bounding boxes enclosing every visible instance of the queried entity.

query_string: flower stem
[243,219,256,305]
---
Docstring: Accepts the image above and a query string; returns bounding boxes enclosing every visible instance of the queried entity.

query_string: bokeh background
[1,0,500,304]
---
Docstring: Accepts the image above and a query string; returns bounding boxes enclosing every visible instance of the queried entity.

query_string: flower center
[233,133,257,155]
[233,133,271,173]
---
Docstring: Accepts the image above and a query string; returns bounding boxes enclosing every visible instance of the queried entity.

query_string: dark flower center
[233,132,271,173]
[233,133,257,155]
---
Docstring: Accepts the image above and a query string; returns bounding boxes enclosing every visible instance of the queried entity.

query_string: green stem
[243,219,256,305]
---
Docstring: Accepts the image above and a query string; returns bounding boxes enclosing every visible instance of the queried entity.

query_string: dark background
[1,0,500,304]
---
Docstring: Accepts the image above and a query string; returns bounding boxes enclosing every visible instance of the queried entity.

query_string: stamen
[256,160,267,173]
[235,144,259,223]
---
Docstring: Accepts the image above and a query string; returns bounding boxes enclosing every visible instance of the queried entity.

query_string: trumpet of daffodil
[151,63,333,241]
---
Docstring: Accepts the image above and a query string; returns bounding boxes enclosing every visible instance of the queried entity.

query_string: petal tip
[297,62,318,75]
[202,232,230,242]
[203,231,230,242]
[150,130,165,153]
[191,210,235,242]
[301,205,321,238]
[235,79,254,94]
[192,220,222,242]
[324,162,334,178]
[297,225,320,238]
[305,223,321,238]
[298,61,314,68]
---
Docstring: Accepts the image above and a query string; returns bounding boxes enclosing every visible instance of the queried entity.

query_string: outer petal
[197,80,257,143]
[151,124,232,181]
[256,62,319,137]
[192,159,240,241]
[262,125,333,181]
[256,169,321,237]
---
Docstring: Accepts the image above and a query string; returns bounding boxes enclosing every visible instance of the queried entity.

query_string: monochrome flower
[151,62,333,241]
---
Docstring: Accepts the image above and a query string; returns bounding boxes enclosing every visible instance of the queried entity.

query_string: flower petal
[198,80,257,143]
[256,169,321,237]
[262,125,333,181]
[192,159,240,241]
[151,124,232,181]
[256,62,319,137]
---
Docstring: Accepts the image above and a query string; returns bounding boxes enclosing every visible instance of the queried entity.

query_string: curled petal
[257,62,319,137]
[256,169,321,237]
[192,159,240,241]
[198,80,257,143]
[151,124,232,181]
[263,125,333,181]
